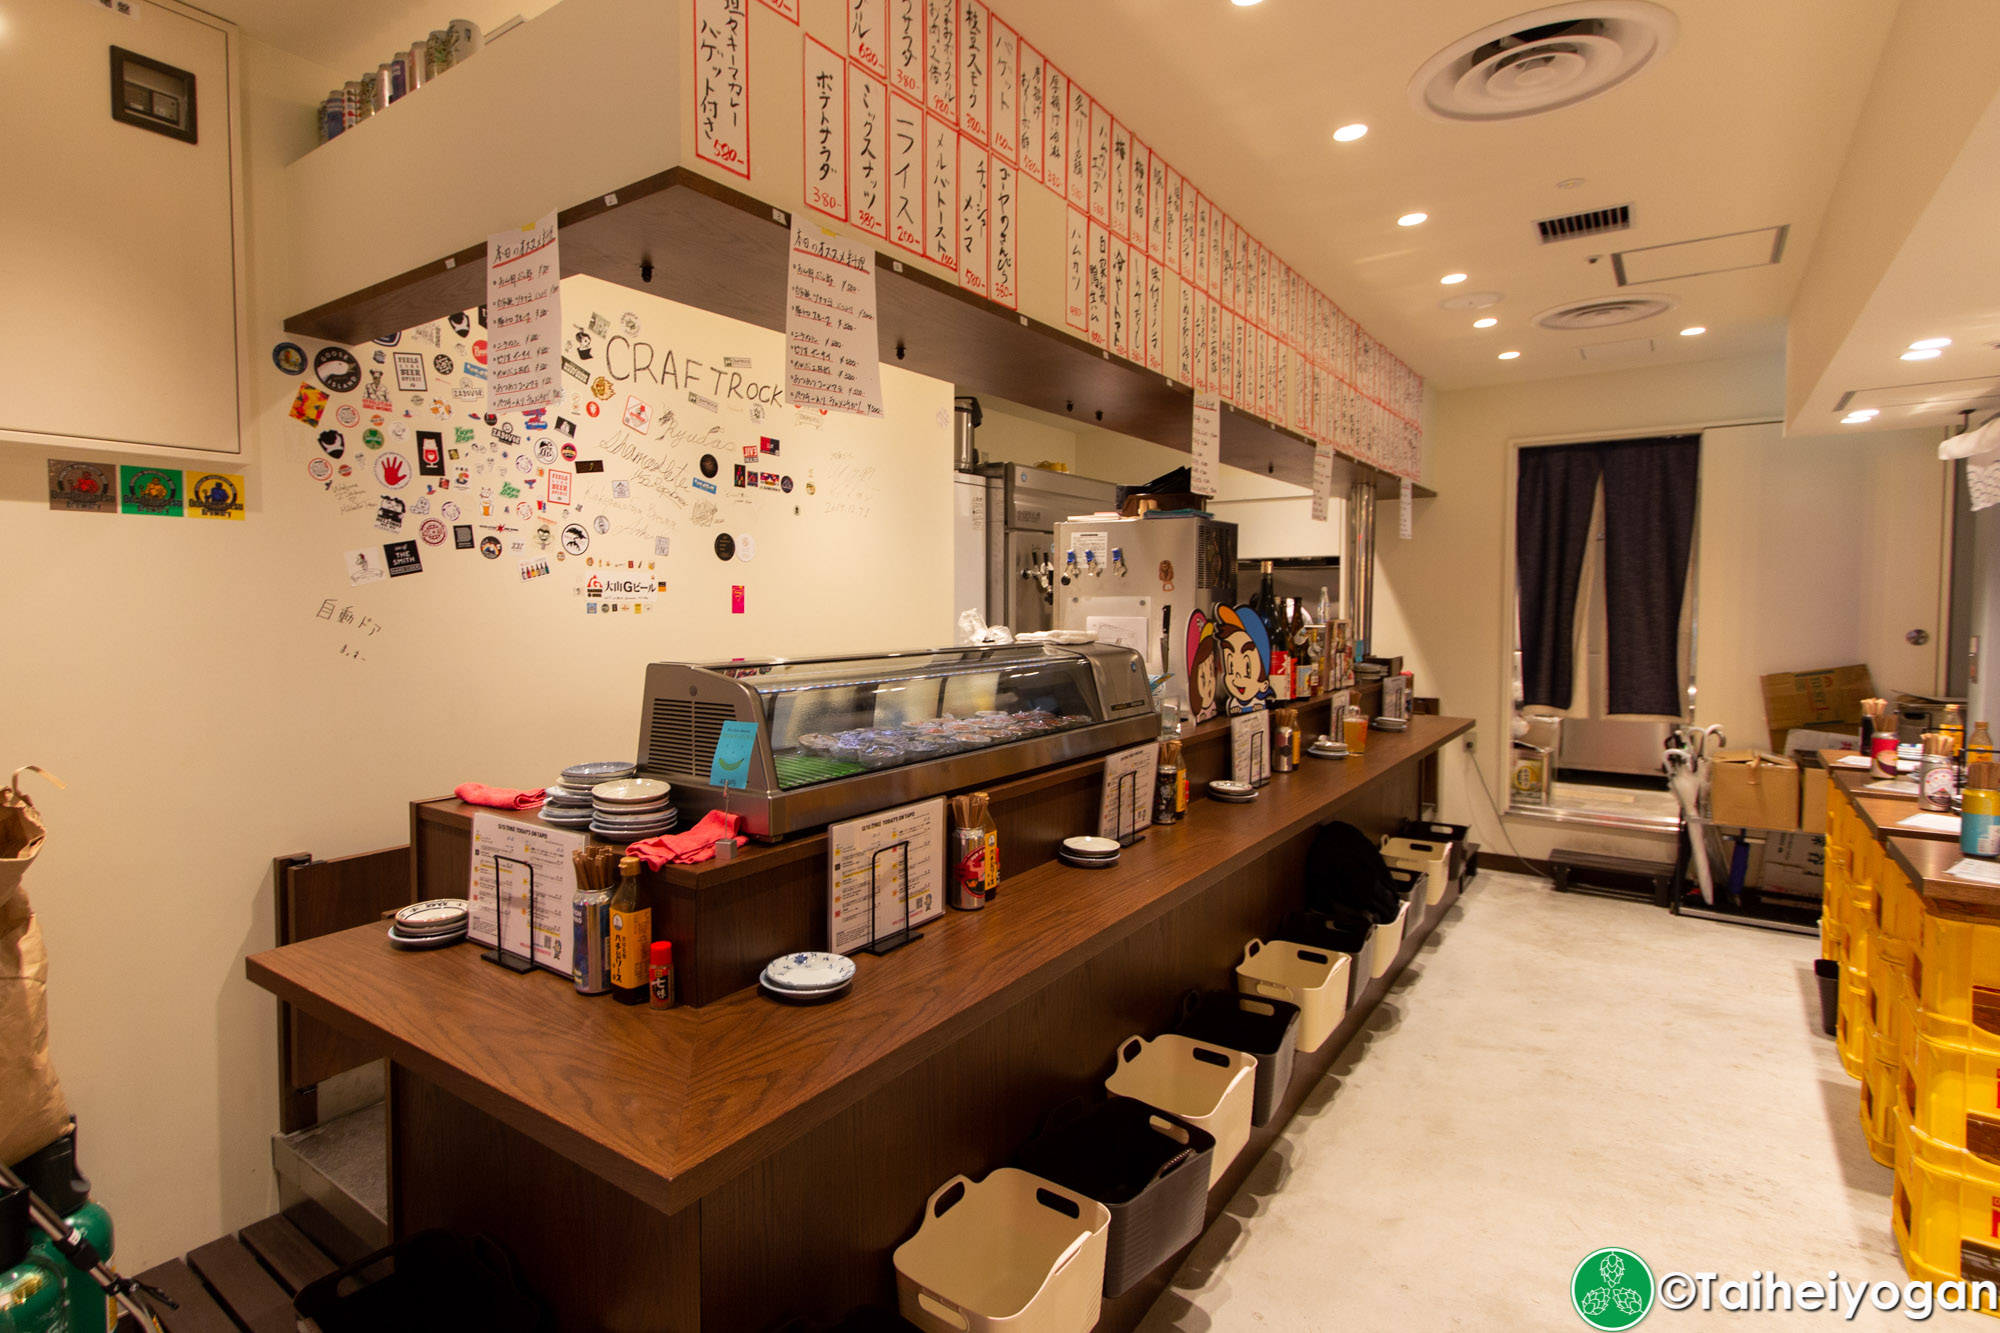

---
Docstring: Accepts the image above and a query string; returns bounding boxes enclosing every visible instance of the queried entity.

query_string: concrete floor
[1138,872,1897,1330]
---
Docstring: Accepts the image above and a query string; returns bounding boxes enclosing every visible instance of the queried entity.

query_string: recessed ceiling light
[1849,407,1879,416]
[1909,337,1952,350]
[1679,326,1706,337]
[1902,349,1942,361]
[1841,415,1870,424]
[1440,272,1467,285]
[1333,123,1368,142]
[1473,317,1498,329]
[1498,350,1521,360]
[1231,0,1263,6]
[1397,212,1428,227]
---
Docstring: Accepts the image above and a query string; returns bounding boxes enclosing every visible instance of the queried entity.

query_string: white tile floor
[1138,872,1900,1330]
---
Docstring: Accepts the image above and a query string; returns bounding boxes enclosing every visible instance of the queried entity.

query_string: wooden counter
[1855,796,1959,844]
[1890,837,2000,923]
[249,713,1470,1332]
[1821,749,1914,801]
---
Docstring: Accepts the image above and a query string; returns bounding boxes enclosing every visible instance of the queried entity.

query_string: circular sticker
[419,518,447,545]
[473,339,487,365]
[780,475,793,493]
[482,413,498,426]
[514,453,533,474]
[272,342,307,375]
[375,453,412,489]
[441,501,461,522]
[337,463,353,477]
[316,429,345,459]
[449,313,471,338]
[585,401,600,417]
[390,424,407,440]
[620,312,639,334]
[335,404,359,427]
[591,377,615,400]
[433,354,454,376]
[362,428,384,450]
[515,501,533,520]
[306,457,333,482]
[535,440,557,464]
[560,523,590,555]
[714,533,735,561]
[736,534,755,562]
[700,454,719,478]
[479,535,503,559]
[560,442,577,461]
[592,514,610,535]
[313,345,361,393]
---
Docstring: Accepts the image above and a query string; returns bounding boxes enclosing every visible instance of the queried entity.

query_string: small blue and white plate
[762,950,856,992]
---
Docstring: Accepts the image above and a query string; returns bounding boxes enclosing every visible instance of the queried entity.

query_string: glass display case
[636,642,1159,839]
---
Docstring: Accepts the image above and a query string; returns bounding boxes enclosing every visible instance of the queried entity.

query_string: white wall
[0,35,952,1273]
[1374,351,1947,868]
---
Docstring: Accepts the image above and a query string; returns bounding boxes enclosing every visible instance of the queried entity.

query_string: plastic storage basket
[1381,838,1451,905]
[893,1169,1110,1333]
[1276,911,1370,1006]
[1104,1034,1256,1181]
[1370,900,1411,979]
[1175,989,1301,1126]
[1892,1109,2000,1294]
[1236,940,1350,1054]
[1014,1096,1215,1298]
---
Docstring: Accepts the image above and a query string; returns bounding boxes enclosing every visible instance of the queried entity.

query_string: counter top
[1855,796,1958,843]
[250,712,1472,1215]
[1821,750,1914,801]
[1890,837,2000,922]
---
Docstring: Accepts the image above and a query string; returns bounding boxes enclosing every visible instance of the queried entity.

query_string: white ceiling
[198,0,1949,406]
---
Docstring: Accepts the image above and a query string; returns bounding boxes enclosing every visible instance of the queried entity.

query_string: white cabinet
[0,0,243,455]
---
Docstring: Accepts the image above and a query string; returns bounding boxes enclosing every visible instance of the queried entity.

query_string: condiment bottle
[977,793,1000,901]
[648,940,675,1010]
[1273,710,1296,773]
[1154,749,1181,822]
[1171,740,1189,815]
[608,855,652,1005]
[1963,763,2000,859]
[1969,721,1995,767]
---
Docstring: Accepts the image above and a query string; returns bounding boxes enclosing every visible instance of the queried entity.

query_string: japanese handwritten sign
[1019,40,1044,182]
[485,211,561,412]
[802,37,846,219]
[888,93,924,255]
[1065,207,1087,333]
[926,113,957,270]
[958,137,990,296]
[990,16,1017,163]
[1191,392,1220,497]
[849,0,887,78]
[889,0,922,100]
[991,159,1017,307]
[849,71,887,237]
[785,221,885,418]
[695,0,750,178]
[925,0,955,123]
[959,0,987,144]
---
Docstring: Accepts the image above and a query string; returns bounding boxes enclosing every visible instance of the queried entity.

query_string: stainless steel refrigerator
[983,465,1122,635]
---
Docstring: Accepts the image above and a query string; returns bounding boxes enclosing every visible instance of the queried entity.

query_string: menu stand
[1251,731,1270,788]
[483,853,537,973]
[1113,770,1147,849]
[863,841,924,956]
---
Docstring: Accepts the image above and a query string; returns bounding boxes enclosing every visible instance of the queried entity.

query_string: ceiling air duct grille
[1533,294,1676,330]
[1408,2,1678,123]
[1537,204,1630,243]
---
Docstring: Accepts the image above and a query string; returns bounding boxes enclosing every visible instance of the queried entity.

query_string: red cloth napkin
[455,782,546,810]
[627,810,747,868]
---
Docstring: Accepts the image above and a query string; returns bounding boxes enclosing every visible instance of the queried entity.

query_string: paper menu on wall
[1399,479,1414,539]
[1311,444,1333,522]
[784,221,885,418]
[467,813,585,975]
[1231,710,1270,785]
[829,798,945,953]
[1098,742,1160,842]
[1191,392,1220,496]
[485,211,562,413]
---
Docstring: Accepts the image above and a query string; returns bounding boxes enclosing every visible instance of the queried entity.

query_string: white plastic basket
[1104,1032,1256,1180]
[1382,837,1452,904]
[1236,939,1351,1053]
[893,1168,1111,1333]
[1370,899,1411,979]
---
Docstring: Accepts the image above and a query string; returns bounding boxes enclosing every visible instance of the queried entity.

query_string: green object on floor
[27,1203,111,1333]
[0,1250,66,1333]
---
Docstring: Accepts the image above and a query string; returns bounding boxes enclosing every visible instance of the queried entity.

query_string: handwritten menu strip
[991,159,1018,307]
[1087,100,1111,226]
[1125,242,1145,363]
[959,0,987,144]
[925,113,957,269]
[848,71,887,237]
[694,0,751,178]
[1017,39,1042,179]
[1087,219,1109,349]
[1129,137,1148,254]
[1177,282,1192,383]
[1147,155,1167,263]
[1164,166,1182,273]
[486,210,562,412]
[1065,208,1088,333]
[1193,193,1209,292]
[849,0,888,78]
[989,16,1017,163]
[1191,391,1220,496]
[1067,80,1089,206]
[925,0,955,123]
[958,137,990,296]
[1207,202,1223,299]
[756,0,799,19]
[889,0,921,100]
[1145,259,1164,372]
[888,93,924,255]
[1109,118,1129,237]
[802,37,847,220]
[1044,63,1067,198]
[785,220,885,418]
[1108,238,1128,358]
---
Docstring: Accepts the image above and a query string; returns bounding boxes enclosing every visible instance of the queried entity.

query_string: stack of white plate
[1208,779,1259,804]
[758,950,856,1005]
[542,761,636,828]
[590,777,677,841]
[1307,736,1350,760]
[1057,835,1121,870]
[388,898,470,950]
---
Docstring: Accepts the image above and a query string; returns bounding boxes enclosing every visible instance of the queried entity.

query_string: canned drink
[386,55,407,101]
[448,18,484,63]
[428,30,454,75]
[1917,754,1957,812]
[343,80,365,126]
[405,42,427,91]
[319,94,344,142]
[572,889,611,994]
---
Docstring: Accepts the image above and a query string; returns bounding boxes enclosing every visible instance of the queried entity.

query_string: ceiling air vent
[1533,294,1676,330]
[1409,2,1677,122]
[1537,204,1630,243]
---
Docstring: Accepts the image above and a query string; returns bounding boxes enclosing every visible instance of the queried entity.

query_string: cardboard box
[1761,665,1874,752]
[1709,749,1801,831]
[1761,831,1827,895]
[1800,764,1829,834]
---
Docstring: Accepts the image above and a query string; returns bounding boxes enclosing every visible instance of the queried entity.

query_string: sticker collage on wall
[46,458,246,520]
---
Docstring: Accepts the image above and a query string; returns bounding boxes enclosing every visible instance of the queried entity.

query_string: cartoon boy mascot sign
[1214,604,1275,715]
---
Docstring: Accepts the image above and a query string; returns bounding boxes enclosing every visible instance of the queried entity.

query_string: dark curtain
[1517,435,1700,714]
[1516,443,1603,709]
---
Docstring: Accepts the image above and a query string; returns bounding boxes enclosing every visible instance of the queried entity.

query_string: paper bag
[1,767,69,1165]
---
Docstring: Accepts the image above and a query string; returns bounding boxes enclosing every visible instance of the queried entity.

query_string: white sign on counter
[785,221,886,418]
[1231,709,1270,785]
[829,797,944,953]
[1191,391,1220,496]
[485,210,563,413]
[1098,742,1160,842]
[467,812,585,975]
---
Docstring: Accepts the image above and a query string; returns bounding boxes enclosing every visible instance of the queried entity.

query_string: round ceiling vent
[1439,290,1505,311]
[1533,294,1677,330]
[1409,1,1677,122]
